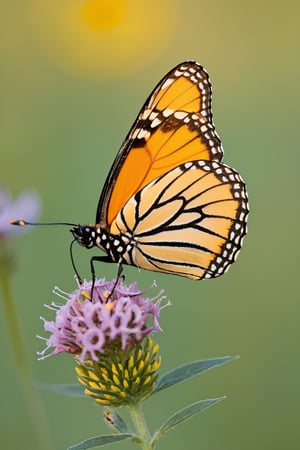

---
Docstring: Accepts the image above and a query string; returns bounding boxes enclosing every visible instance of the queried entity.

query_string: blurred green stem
[129,403,154,450]
[0,266,52,450]
[0,270,28,369]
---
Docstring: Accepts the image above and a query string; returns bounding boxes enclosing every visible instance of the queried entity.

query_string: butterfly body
[71,224,130,264]
[72,61,249,281]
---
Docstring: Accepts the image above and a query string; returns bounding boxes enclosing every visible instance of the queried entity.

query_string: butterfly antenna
[10,219,77,227]
[11,219,84,283]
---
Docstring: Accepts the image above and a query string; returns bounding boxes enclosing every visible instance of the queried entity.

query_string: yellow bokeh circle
[81,0,126,32]
[29,0,179,78]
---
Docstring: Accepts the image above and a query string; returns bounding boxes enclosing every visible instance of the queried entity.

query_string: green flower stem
[0,269,52,450]
[0,271,28,369]
[129,403,153,450]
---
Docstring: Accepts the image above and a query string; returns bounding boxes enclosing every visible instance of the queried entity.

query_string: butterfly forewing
[96,61,224,228]
[110,160,248,280]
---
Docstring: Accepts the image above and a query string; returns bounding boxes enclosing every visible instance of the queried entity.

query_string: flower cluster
[39,278,166,362]
[39,277,169,405]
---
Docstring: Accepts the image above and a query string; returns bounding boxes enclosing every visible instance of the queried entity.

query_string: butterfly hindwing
[96,61,224,229]
[110,160,248,280]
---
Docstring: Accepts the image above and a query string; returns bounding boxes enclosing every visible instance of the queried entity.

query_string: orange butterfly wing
[96,61,223,229]
[110,160,248,279]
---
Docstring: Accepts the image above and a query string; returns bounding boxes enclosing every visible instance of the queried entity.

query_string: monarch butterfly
[12,61,248,282]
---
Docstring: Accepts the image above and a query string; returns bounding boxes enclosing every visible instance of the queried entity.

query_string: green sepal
[103,409,131,434]
[151,397,225,445]
[67,433,132,450]
[154,356,238,393]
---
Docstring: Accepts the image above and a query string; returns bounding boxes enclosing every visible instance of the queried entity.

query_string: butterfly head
[71,225,96,249]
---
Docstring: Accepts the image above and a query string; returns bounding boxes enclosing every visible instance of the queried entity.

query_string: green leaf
[38,383,86,397]
[67,434,132,450]
[152,397,225,444]
[153,356,238,393]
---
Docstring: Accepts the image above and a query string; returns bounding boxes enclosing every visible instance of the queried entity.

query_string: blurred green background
[1,1,299,449]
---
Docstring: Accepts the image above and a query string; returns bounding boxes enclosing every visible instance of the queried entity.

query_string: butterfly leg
[89,255,116,300]
[89,256,124,300]
[70,239,83,284]
[107,262,124,300]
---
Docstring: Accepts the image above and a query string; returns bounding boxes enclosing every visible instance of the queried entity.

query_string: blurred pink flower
[0,186,41,237]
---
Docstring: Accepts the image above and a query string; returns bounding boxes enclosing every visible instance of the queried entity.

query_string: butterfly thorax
[71,224,130,263]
